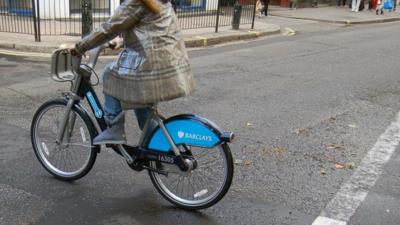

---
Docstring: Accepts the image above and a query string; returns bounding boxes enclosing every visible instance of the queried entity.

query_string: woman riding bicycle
[71,0,195,145]
[33,3,234,208]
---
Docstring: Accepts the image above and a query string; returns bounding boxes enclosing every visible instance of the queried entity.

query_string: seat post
[138,103,159,147]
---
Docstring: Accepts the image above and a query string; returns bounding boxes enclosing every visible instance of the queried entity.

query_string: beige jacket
[76,0,195,108]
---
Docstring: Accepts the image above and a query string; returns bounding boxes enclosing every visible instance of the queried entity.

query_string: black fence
[175,0,256,30]
[0,0,36,34]
[0,0,256,41]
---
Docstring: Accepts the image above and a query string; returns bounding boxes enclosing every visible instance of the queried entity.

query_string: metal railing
[176,0,256,30]
[35,0,119,38]
[0,0,256,41]
[0,0,37,34]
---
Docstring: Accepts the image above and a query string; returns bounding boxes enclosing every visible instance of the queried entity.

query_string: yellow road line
[248,31,261,36]
[195,36,208,47]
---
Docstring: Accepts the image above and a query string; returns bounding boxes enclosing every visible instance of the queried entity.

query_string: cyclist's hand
[69,47,82,57]
[59,43,83,57]
[109,37,123,50]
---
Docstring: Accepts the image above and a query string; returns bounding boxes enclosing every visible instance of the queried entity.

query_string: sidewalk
[269,6,400,24]
[0,21,280,54]
[2,6,399,54]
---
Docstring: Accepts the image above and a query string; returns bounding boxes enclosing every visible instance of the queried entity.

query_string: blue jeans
[104,94,152,130]
[102,64,155,131]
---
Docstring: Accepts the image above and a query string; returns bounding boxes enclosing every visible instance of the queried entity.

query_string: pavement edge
[269,13,400,25]
[0,27,281,55]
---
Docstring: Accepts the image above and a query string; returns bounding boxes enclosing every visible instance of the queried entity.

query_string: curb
[184,28,281,48]
[269,13,400,25]
[0,43,57,54]
[0,27,281,55]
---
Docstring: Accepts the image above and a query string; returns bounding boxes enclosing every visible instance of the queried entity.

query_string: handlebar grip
[108,41,117,50]
[70,48,81,57]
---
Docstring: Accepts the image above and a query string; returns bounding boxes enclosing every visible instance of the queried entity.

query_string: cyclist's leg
[104,94,122,121]
[101,64,123,120]
[96,64,157,144]
[94,64,126,145]
[93,94,126,145]
[134,108,157,131]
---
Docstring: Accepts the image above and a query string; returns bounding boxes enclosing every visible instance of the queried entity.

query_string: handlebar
[86,41,115,69]
[51,41,116,82]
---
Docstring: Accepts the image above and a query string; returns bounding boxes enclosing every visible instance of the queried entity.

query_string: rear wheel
[31,99,98,181]
[148,143,234,210]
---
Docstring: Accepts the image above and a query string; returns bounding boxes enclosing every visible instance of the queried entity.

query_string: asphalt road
[1,20,400,225]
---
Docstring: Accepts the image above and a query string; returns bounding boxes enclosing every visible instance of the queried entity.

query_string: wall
[206,0,218,10]
[36,0,120,19]
[37,0,70,19]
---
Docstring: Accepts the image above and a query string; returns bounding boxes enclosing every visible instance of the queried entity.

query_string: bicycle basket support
[50,49,75,82]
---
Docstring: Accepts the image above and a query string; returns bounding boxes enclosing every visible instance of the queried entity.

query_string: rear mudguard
[146,114,234,152]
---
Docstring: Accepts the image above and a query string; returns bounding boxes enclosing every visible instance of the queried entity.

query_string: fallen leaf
[335,163,345,169]
[328,116,337,123]
[244,160,253,166]
[294,128,309,135]
[271,147,286,154]
[347,162,356,169]
[326,143,343,150]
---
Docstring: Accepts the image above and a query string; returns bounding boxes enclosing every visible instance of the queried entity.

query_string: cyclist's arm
[75,0,148,54]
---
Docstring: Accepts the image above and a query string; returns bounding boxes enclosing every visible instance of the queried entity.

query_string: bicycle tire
[148,143,234,210]
[31,98,98,181]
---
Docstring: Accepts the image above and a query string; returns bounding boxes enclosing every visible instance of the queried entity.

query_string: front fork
[56,95,80,145]
[56,72,83,146]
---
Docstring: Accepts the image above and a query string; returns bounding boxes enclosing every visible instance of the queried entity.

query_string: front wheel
[148,143,234,210]
[31,99,98,181]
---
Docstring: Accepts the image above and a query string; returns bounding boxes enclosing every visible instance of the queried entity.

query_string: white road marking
[312,111,400,225]
[312,216,346,225]
[282,27,297,36]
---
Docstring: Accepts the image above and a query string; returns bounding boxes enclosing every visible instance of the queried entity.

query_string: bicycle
[30,44,235,210]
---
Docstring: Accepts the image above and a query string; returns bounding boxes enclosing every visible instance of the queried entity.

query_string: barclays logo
[178,131,185,139]
[177,131,212,142]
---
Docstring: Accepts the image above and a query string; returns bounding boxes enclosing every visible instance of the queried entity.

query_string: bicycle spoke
[171,176,182,193]
[199,158,220,168]
[68,148,79,172]
[193,150,209,159]
[65,143,93,148]
[188,175,196,200]
[168,175,181,188]
[175,177,183,196]
[32,103,95,179]
[150,144,232,209]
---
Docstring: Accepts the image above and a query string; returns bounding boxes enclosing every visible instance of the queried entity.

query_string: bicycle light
[221,132,235,143]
